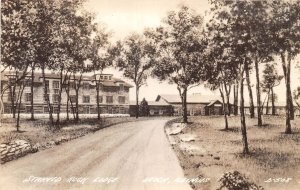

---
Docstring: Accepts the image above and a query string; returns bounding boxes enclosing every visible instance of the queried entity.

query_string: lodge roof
[156,94,221,104]
[1,72,133,88]
[129,99,171,106]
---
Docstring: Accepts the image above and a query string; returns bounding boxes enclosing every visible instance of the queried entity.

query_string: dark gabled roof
[206,100,223,107]
[129,98,171,106]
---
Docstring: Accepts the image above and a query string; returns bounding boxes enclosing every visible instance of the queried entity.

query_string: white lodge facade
[1,72,133,115]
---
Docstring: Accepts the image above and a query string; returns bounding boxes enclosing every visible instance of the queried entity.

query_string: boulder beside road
[0,140,37,164]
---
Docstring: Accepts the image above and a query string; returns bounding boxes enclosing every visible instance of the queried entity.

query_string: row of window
[45,80,125,91]
[40,105,127,114]
[100,75,112,80]
[23,93,126,104]
[74,95,126,104]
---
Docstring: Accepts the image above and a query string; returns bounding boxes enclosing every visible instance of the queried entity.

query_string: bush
[217,171,264,190]
[139,98,150,116]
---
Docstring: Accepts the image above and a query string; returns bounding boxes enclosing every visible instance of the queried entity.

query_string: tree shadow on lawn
[254,124,270,127]
[219,127,240,133]
[11,130,26,133]
[275,131,300,142]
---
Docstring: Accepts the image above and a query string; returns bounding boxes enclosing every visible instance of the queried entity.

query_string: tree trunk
[56,69,64,126]
[285,76,292,134]
[239,67,249,154]
[64,75,70,121]
[220,87,228,130]
[289,88,294,120]
[254,59,263,126]
[96,82,101,120]
[42,67,53,126]
[245,63,255,118]
[135,85,139,119]
[271,88,275,115]
[224,83,231,116]
[233,84,236,113]
[75,88,79,122]
[10,85,16,118]
[181,87,188,123]
[234,81,239,115]
[30,65,35,120]
[11,71,18,118]
[74,73,82,123]
[266,93,269,115]
[66,86,70,121]
[16,84,25,132]
[281,52,292,134]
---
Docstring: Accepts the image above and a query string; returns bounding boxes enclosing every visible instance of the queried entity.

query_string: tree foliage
[115,33,154,118]
[139,98,150,117]
[145,5,208,123]
[261,63,283,93]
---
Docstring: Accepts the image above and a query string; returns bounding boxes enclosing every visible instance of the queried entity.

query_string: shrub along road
[0,119,191,190]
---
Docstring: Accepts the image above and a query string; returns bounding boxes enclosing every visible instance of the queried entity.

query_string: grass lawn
[0,115,154,146]
[166,115,300,190]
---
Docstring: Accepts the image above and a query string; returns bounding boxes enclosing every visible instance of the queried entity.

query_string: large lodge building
[1,72,299,117]
[0,72,133,115]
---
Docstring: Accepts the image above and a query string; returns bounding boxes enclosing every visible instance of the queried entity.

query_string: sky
[84,0,300,103]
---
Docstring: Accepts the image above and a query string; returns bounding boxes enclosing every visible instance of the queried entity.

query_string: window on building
[159,110,164,115]
[108,106,113,114]
[44,94,50,102]
[69,95,76,103]
[25,106,31,113]
[54,89,59,94]
[83,96,90,103]
[43,106,53,113]
[44,107,49,113]
[104,76,108,80]
[97,96,103,103]
[69,82,75,89]
[120,107,126,114]
[52,94,59,103]
[118,96,125,104]
[25,93,31,102]
[106,96,113,103]
[108,76,111,80]
[100,75,104,80]
[83,82,90,90]
[119,84,124,91]
[53,106,59,113]
[52,81,60,89]
[83,107,90,114]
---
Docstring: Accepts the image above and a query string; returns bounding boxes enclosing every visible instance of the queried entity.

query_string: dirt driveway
[0,119,191,190]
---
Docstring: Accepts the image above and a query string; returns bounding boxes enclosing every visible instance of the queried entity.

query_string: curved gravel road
[0,119,191,190]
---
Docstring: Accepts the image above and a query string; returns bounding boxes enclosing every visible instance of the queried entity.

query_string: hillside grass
[166,115,300,190]
[0,116,154,145]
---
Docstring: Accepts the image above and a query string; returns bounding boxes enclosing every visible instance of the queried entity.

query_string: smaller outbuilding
[129,99,173,117]
[129,93,231,117]
[155,94,225,116]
